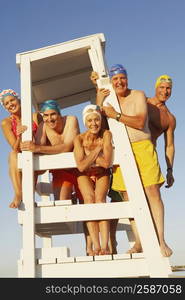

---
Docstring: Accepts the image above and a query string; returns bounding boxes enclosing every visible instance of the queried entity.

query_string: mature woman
[0,89,42,208]
[74,104,113,255]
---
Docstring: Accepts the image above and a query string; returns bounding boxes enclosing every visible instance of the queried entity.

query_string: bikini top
[11,116,38,137]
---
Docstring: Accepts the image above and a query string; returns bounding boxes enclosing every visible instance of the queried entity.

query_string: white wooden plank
[16,33,105,63]
[18,151,120,171]
[36,201,54,207]
[37,258,56,265]
[57,257,75,264]
[113,254,131,260]
[35,202,133,224]
[94,255,112,261]
[35,247,70,259]
[75,256,94,262]
[36,259,150,278]
[54,200,72,206]
[131,253,145,259]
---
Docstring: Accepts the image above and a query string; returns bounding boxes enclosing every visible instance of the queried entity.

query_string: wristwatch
[116,112,122,121]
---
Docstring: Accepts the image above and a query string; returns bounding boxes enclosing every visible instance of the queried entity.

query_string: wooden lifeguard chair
[16,33,172,278]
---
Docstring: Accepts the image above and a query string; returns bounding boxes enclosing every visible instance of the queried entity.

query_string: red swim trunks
[51,169,83,202]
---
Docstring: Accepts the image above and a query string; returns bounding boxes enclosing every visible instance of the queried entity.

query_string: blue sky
[0,0,185,277]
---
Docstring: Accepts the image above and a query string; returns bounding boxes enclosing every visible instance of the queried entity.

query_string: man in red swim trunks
[20,99,81,201]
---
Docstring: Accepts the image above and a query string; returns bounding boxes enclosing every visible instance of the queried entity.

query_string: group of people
[0,63,176,258]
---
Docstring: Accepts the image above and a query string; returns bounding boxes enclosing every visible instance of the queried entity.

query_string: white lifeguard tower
[16,33,172,278]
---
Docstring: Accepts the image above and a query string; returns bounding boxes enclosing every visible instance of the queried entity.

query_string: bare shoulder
[131,90,146,105]
[103,129,112,139]
[132,89,146,97]
[74,133,84,143]
[66,115,78,122]
[1,116,11,128]
[168,111,176,129]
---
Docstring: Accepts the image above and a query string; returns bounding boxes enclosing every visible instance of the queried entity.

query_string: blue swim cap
[40,100,61,114]
[109,64,127,79]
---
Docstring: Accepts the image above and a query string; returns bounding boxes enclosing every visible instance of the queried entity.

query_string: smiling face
[155,82,172,103]
[111,73,128,96]
[3,95,21,114]
[42,109,61,129]
[85,112,102,134]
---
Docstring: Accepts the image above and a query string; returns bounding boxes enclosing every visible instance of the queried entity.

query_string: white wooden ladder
[16,33,172,278]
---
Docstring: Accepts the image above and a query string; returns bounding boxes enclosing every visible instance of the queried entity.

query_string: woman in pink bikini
[74,104,113,255]
[0,89,42,208]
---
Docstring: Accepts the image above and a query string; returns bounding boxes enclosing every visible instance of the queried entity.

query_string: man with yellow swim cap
[147,74,176,189]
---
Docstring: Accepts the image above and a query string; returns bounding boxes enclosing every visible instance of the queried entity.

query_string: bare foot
[86,249,94,256]
[160,242,173,257]
[94,248,101,256]
[100,248,111,255]
[126,244,143,254]
[9,194,22,209]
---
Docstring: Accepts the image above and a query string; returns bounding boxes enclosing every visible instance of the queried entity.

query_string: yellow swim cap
[155,75,172,89]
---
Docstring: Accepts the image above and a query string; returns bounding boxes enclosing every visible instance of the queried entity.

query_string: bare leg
[78,176,101,255]
[95,175,110,255]
[109,219,118,254]
[59,184,73,200]
[145,184,173,257]
[8,151,22,209]
[83,222,94,256]
[123,191,143,254]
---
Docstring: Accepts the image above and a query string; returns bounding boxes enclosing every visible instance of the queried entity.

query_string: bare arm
[164,115,176,188]
[20,116,80,154]
[95,130,113,168]
[73,135,102,172]
[1,118,22,152]
[102,90,148,130]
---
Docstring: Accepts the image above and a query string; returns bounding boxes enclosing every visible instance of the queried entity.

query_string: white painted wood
[94,255,112,261]
[42,236,52,248]
[54,200,72,206]
[57,257,75,264]
[75,256,94,262]
[38,258,56,265]
[39,171,51,202]
[131,253,145,259]
[36,259,149,278]
[113,254,131,260]
[36,201,54,207]
[20,55,36,278]
[35,202,133,224]
[17,33,105,63]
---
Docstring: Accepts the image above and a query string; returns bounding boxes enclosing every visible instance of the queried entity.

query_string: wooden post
[20,54,36,277]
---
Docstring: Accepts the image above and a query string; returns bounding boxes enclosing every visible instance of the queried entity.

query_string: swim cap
[82,104,101,126]
[109,64,127,79]
[0,89,20,106]
[155,75,172,89]
[40,100,61,114]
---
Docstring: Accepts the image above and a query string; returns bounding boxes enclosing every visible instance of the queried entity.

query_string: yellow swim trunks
[112,139,165,191]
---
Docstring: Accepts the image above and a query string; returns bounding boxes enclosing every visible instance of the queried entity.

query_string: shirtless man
[74,104,113,255]
[95,64,172,257]
[147,75,176,188]
[20,99,80,200]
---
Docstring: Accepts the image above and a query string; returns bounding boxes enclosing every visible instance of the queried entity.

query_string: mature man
[147,75,176,188]
[96,64,172,257]
[20,99,80,200]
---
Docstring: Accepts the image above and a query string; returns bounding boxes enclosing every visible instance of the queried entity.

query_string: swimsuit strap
[11,116,18,137]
